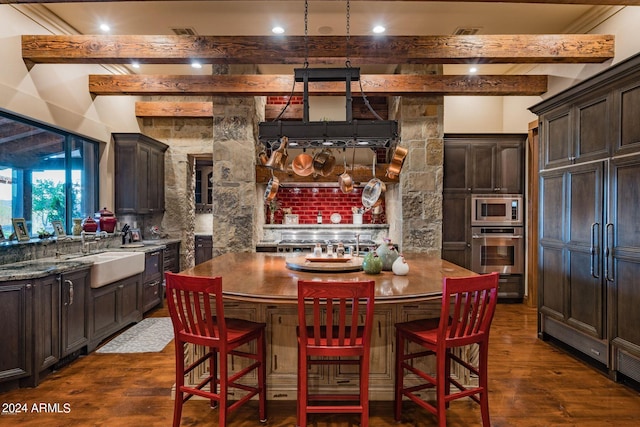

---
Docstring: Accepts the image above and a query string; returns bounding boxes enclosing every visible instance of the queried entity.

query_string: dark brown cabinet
[0,281,32,387]
[195,235,213,265]
[60,268,90,358]
[442,135,525,272]
[532,53,640,382]
[142,249,163,313]
[163,242,180,274]
[444,134,525,195]
[88,274,141,352]
[32,275,60,386]
[113,133,168,214]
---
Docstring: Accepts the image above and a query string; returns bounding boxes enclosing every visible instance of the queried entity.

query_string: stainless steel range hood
[259,67,399,150]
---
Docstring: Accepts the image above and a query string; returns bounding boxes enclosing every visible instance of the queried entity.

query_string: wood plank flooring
[1,303,639,426]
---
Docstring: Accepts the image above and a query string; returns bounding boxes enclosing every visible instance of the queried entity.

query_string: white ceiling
[36,1,618,75]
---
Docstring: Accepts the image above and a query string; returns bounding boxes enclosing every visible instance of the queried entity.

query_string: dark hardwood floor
[2,303,639,426]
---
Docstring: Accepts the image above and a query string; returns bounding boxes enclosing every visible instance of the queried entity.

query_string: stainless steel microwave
[471,195,523,226]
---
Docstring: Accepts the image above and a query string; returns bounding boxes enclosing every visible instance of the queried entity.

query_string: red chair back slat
[165,273,225,343]
[298,280,375,350]
[440,273,499,345]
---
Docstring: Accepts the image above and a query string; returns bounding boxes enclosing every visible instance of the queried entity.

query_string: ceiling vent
[453,27,482,36]
[171,27,197,36]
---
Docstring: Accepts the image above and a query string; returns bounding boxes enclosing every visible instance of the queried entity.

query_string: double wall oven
[471,195,525,299]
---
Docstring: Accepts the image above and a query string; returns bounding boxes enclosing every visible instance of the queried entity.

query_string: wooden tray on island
[285,255,363,272]
[305,255,352,263]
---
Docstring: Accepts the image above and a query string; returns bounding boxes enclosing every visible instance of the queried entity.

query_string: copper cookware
[264,173,280,202]
[292,152,314,177]
[265,136,289,172]
[312,149,336,177]
[386,145,408,179]
[362,155,386,209]
[338,150,354,194]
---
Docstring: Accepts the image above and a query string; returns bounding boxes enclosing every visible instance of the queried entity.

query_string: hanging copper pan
[386,145,408,179]
[264,174,280,202]
[338,149,354,194]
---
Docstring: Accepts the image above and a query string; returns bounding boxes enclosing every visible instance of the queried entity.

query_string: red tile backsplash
[270,187,385,224]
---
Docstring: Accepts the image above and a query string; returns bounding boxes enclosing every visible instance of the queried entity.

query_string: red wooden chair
[296,279,376,427]
[394,272,499,426]
[165,272,267,427]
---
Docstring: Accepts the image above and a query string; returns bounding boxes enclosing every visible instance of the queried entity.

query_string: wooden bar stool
[165,272,267,427]
[394,272,499,426]
[296,279,376,427]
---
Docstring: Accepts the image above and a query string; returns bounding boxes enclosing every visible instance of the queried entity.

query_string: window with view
[0,110,99,239]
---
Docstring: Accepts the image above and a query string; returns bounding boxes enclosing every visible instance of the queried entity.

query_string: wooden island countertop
[179,252,476,304]
[177,252,478,400]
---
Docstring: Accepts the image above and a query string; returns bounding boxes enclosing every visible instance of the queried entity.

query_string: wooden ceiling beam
[22,34,614,68]
[135,101,213,118]
[91,74,548,97]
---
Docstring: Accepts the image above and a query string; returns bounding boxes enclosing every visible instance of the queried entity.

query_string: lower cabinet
[142,249,164,313]
[88,274,142,352]
[60,268,90,358]
[31,274,60,387]
[195,235,213,265]
[0,281,33,389]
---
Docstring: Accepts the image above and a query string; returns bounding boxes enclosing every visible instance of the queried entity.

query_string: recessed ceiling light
[469,67,478,73]
[99,23,110,32]
[372,25,386,34]
[272,26,285,34]
[191,61,202,69]
[131,62,140,69]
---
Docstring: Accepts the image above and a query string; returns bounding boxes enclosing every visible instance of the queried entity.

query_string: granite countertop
[0,238,182,283]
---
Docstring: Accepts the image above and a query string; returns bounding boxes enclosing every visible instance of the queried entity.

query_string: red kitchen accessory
[98,207,117,233]
[82,216,98,232]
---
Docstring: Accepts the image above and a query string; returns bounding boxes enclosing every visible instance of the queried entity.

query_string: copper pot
[258,151,269,166]
[312,149,336,177]
[265,136,289,172]
[292,152,314,177]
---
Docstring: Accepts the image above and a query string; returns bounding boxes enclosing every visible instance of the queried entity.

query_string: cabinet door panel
[544,110,571,168]
[609,155,640,350]
[496,143,523,193]
[539,245,565,318]
[540,170,565,243]
[471,144,495,192]
[61,269,89,356]
[614,260,640,347]
[567,249,603,338]
[567,163,604,246]
[443,143,470,192]
[0,283,32,382]
[619,83,640,152]
[577,96,610,161]
[34,276,60,373]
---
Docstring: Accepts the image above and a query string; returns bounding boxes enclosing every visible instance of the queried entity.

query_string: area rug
[96,317,174,354]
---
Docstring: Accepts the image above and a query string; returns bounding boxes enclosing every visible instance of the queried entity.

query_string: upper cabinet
[444,134,525,195]
[540,90,612,169]
[113,133,168,215]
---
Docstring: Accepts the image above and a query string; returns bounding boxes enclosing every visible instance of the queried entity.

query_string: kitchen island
[177,252,478,401]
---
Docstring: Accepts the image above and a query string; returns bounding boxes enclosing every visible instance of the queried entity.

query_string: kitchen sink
[78,251,146,288]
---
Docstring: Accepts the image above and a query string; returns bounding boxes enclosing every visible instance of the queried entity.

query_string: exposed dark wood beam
[91,74,548,97]
[135,101,213,118]
[3,0,640,5]
[22,34,614,69]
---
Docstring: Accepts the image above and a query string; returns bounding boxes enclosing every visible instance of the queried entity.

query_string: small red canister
[82,216,98,232]
[98,207,117,233]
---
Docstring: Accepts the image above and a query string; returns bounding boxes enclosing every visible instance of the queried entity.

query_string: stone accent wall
[140,102,213,269]
[392,64,444,255]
